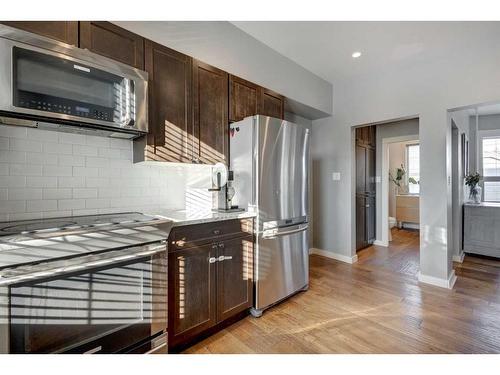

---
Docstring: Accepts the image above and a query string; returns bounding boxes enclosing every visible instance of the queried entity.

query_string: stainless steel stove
[0,212,172,354]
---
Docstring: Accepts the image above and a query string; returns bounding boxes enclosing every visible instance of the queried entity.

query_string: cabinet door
[356,145,367,194]
[229,75,259,122]
[356,195,367,250]
[365,147,376,195]
[79,22,144,69]
[168,244,217,348]
[259,87,284,120]
[366,196,376,244]
[145,40,194,162]
[193,60,229,164]
[1,21,78,46]
[216,236,254,322]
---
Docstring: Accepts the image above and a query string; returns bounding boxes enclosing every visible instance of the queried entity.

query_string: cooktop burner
[0,212,160,237]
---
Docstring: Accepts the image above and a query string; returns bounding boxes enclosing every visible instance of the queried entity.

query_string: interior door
[257,116,310,222]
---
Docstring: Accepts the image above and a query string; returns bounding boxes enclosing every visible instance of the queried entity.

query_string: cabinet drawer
[169,219,253,250]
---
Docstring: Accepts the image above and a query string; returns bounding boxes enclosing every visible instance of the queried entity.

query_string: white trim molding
[310,248,358,264]
[452,251,465,263]
[417,270,457,289]
[373,240,388,247]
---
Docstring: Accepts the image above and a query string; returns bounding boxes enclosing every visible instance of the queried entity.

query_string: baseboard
[452,251,465,263]
[373,240,388,247]
[310,248,358,264]
[417,270,457,289]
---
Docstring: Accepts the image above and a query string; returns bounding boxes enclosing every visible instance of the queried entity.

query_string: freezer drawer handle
[262,224,308,239]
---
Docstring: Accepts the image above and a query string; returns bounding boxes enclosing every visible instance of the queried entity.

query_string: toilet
[388,216,397,241]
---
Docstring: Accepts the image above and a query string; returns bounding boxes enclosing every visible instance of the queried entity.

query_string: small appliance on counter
[209,162,244,213]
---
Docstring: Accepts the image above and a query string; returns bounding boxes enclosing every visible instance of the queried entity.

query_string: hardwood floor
[184,229,500,354]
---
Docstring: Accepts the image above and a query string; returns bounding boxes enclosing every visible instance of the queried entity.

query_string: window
[481,133,500,201]
[406,144,420,194]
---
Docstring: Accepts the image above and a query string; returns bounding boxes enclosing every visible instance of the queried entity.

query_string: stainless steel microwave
[0,25,148,138]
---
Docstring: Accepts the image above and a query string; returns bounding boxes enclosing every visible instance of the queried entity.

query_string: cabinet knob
[218,242,224,248]
[213,229,221,235]
[208,257,217,264]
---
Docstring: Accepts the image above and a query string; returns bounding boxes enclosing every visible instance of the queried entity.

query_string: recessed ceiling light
[352,51,362,58]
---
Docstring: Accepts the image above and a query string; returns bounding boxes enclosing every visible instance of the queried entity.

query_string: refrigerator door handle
[262,223,309,239]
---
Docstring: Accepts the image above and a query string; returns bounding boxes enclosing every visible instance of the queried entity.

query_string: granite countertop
[0,209,256,285]
[464,202,500,208]
[146,208,256,226]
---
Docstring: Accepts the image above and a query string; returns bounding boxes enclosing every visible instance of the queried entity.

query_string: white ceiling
[231,21,500,84]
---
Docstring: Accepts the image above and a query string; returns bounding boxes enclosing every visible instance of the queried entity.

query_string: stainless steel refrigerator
[230,115,310,317]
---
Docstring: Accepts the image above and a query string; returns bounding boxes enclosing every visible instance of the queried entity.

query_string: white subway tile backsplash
[27,176,57,188]
[0,137,9,150]
[43,188,72,200]
[73,144,98,156]
[0,127,212,221]
[73,188,98,199]
[73,166,98,177]
[58,155,85,166]
[27,200,58,212]
[85,198,110,209]
[0,176,26,188]
[58,176,86,188]
[10,138,43,153]
[26,152,59,165]
[58,199,86,210]
[0,150,26,163]
[43,165,73,177]
[9,164,42,176]
[43,142,73,155]
[0,201,26,214]
[9,188,42,200]
[58,133,86,145]
[0,125,27,139]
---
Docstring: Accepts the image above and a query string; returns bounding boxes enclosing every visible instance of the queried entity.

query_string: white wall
[312,43,500,286]
[0,125,213,221]
[113,21,333,118]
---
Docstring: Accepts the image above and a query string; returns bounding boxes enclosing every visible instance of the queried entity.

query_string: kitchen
[0,20,312,354]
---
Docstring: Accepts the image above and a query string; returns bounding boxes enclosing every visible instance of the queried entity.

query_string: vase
[469,185,482,204]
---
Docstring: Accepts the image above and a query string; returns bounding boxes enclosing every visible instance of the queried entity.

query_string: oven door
[0,34,147,133]
[8,248,167,354]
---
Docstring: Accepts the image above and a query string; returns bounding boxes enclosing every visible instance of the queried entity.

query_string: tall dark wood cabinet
[79,22,144,69]
[355,126,376,250]
[193,60,229,165]
[1,21,78,45]
[144,40,194,163]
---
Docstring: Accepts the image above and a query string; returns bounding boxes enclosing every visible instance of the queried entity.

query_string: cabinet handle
[212,244,218,250]
[218,242,224,248]
[208,257,217,264]
[218,255,225,262]
[83,346,102,354]
[213,229,221,235]
[217,255,233,262]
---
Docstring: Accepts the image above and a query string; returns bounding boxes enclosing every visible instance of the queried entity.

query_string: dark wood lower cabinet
[168,222,254,351]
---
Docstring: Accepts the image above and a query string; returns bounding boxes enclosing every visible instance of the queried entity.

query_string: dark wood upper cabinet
[79,22,144,69]
[144,40,194,163]
[217,236,254,322]
[259,87,285,120]
[193,60,229,165]
[168,243,217,349]
[229,75,259,122]
[1,21,78,46]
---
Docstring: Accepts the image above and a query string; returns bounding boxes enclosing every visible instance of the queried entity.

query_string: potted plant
[465,172,482,204]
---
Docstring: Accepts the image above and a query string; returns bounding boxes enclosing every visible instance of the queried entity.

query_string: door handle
[262,223,308,239]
